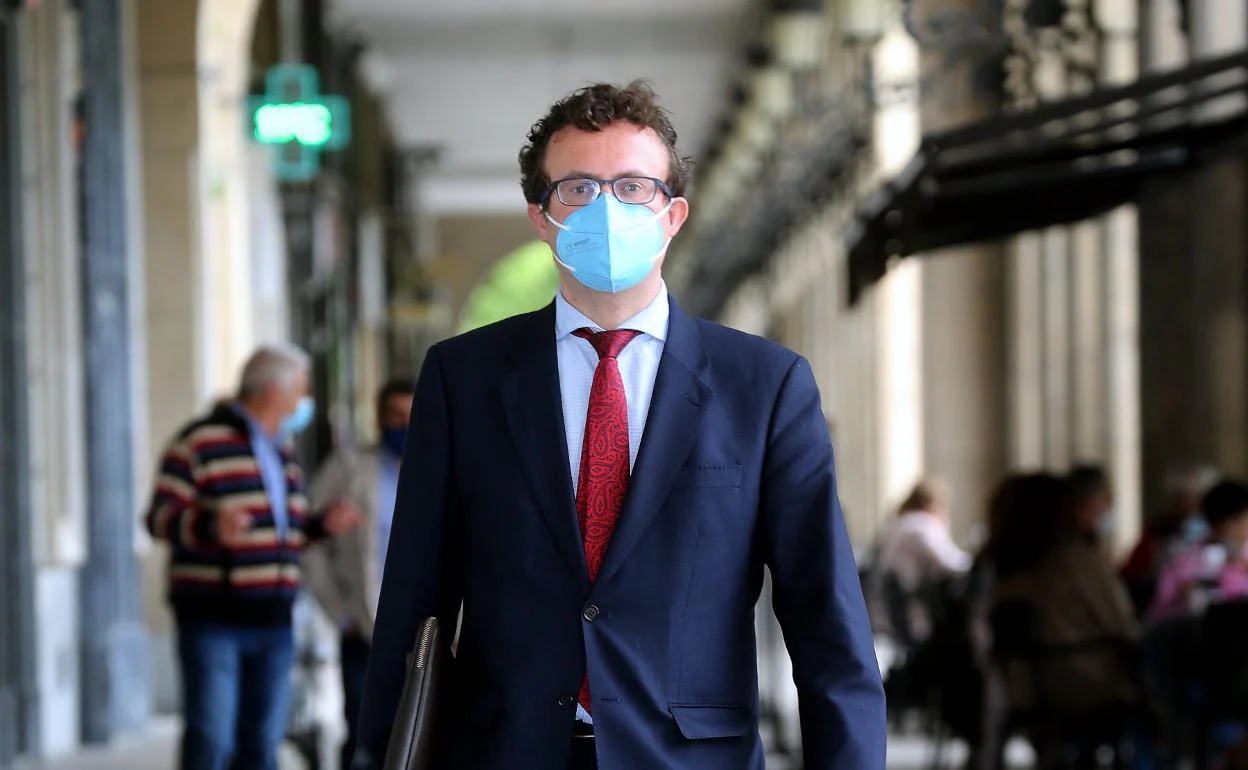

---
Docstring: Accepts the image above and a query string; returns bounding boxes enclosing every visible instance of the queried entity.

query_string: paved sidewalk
[25,716,1030,769]
[27,717,308,770]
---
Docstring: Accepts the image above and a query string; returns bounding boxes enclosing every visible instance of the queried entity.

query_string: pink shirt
[1150,541,1248,621]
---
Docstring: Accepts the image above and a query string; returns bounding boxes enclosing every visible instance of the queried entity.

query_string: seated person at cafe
[1150,479,1248,622]
[991,473,1142,720]
[869,476,972,643]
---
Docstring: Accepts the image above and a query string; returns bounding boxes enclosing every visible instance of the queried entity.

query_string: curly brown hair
[518,80,693,206]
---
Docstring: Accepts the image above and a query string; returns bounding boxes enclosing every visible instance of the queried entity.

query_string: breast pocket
[670,464,742,489]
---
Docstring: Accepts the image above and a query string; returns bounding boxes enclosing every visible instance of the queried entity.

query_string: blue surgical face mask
[1181,515,1210,543]
[1095,513,1114,539]
[546,194,672,294]
[381,427,406,457]
[280,396,315,437]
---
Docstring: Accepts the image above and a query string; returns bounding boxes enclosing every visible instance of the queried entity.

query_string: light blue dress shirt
[233,403,289,539]
[554,283,669,723]
[376,448,402,587]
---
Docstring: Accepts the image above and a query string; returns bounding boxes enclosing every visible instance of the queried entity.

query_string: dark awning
[847,49,1248,304]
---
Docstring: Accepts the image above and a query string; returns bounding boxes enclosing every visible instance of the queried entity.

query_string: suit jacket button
[583,604,600,622]
[557,695,576,709]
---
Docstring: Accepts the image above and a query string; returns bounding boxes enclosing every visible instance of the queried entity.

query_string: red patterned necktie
[572,327,640,713]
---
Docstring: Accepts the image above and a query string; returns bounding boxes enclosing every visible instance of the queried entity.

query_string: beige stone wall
[133,0,202,715]
[137,0,203,461]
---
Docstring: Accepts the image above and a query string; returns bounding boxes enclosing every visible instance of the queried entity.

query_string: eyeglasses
[543,176,674,207]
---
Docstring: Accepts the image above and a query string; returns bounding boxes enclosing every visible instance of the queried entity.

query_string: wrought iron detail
[901,0,1006,50]
[1003,0,1102,108]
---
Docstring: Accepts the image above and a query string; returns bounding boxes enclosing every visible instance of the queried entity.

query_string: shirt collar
[231,401,277,440]
[554,282,669,343]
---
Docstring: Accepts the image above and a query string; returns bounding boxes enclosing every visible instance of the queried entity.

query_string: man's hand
[217,507,252,548]
[323,500,362,536]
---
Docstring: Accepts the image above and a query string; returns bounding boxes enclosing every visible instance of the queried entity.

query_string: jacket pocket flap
[669,704,753,739]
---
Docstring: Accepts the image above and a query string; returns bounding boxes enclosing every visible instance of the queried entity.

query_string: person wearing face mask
[302,377,416,770]
[352,82,884,770]
[144,344,362,770]
[1150,480,1248,621]
[1066,464,1116,546]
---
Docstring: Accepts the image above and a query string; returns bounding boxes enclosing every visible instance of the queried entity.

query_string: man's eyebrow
[555,170,655,180]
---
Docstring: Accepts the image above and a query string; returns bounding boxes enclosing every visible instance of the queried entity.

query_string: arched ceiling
[327,0,760,216]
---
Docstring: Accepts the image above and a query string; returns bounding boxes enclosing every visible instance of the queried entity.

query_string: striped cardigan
[145,403,329,627]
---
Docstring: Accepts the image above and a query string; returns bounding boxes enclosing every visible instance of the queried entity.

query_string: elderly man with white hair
[145,343,361,770]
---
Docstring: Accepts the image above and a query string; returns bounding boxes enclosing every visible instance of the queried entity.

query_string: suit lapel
[596,299,711,588]
[500,304,589,589]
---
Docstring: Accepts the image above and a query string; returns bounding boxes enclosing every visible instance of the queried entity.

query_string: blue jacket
[357,297,886,769]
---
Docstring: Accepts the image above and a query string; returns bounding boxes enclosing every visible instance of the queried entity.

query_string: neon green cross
[249,65,351,182]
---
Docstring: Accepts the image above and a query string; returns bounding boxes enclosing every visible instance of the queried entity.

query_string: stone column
[1137,0,1248,508]
[1096,0,1143,554]
[871,25,925,520]
[1039,227,1072,470]
[78,0,150,742]
[1189,0,1248,475]
[915,2,1007,540]
[1005,233,1046,467]
[0,9,38,766]
[1136,0,1195,507]
[1069,220,1105,462]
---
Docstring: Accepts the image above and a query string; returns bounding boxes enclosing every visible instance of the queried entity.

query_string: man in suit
[303,378,416,770]
[356,81,886,770]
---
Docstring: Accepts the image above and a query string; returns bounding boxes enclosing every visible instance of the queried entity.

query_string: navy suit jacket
[356,296,886,769]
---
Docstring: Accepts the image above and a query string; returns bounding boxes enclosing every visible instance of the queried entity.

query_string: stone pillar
[871,26,925,519]
[1069,221,1105,461]
[1097,0,1143,554]
[78,0,150,742]
[1039,227,1072,469]
[1137,0,1248,508]
[915,2,1007,540]
[1189,0,1248,476]
[1136,0,1195,508]
[0,9,39,766]
[1005,233,1045,468]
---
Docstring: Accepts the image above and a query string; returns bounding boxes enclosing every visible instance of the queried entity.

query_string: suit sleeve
[758,355,887,769]
[354,345,460,766]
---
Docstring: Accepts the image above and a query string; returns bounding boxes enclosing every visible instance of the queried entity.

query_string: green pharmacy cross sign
[249,64,351,182]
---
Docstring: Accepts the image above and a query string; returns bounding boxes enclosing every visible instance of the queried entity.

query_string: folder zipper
[414,619,435,669]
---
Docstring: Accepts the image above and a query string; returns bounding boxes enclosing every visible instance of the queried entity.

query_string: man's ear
[664,197,690,238]
[527,203,549,240]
